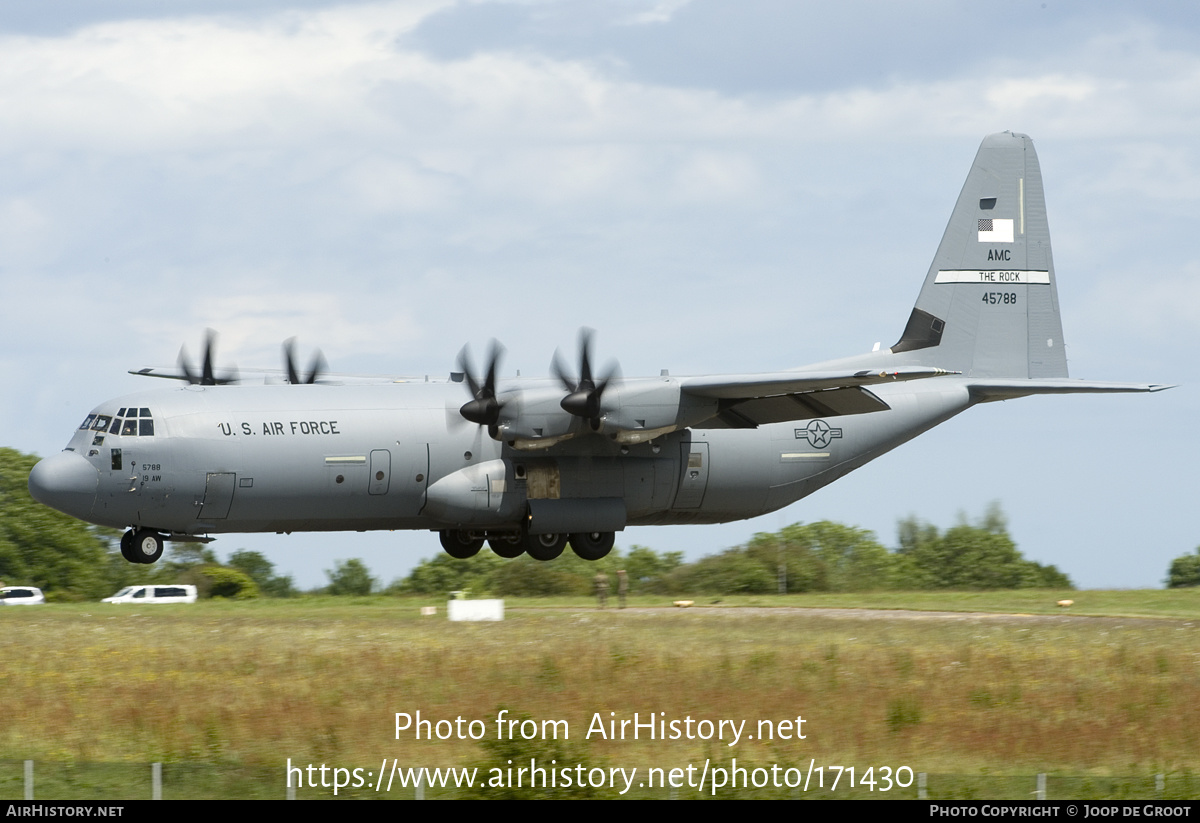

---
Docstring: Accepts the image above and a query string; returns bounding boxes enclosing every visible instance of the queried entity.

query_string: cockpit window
[80,414,97,430]
[97,409,157,437]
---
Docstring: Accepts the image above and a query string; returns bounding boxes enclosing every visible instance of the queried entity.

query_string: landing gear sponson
[438,529,614,562]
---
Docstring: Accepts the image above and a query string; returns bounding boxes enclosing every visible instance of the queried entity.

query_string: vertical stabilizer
[891,132,1068,378]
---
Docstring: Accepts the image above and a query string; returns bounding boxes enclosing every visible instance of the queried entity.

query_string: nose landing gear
[120,528,165,564]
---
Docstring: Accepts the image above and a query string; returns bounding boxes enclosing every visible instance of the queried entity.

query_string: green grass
[2,591,1199,799]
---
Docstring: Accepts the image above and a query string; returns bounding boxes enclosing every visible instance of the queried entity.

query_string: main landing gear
[120,528,165,564]
[437,529,615,562]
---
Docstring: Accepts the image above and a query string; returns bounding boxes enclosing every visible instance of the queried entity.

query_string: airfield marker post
[24,759,32,800]
[152,762,162,800]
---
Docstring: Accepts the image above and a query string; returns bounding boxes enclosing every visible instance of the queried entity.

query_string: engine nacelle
[592,379,717,443]
[492,385,586,449]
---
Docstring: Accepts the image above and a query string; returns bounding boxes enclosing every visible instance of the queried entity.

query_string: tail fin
[891,131,1068,379]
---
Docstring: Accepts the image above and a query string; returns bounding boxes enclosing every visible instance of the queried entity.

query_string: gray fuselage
[46,377,974,538]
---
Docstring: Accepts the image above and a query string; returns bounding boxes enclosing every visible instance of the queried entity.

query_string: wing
[128,366,415,386]
[681,366,957,428]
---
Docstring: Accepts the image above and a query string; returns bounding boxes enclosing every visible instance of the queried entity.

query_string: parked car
[0,586,45,605]
[102,585,197,604]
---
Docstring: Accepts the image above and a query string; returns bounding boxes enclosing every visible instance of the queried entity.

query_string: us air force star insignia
[795,419,843,448]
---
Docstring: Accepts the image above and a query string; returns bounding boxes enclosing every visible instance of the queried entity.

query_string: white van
[0,587,45,605]
[102,585,197,604]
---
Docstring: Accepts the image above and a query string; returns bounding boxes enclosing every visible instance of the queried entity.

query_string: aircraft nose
[28,451,99,519]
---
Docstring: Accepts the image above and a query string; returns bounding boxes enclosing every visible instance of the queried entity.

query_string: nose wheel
[121,528,165,564]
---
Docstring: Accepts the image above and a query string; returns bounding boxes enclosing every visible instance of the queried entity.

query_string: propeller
[457,341,506,432]
[552,328,619,423]
[177,329,237,385]
[282,338,327,384]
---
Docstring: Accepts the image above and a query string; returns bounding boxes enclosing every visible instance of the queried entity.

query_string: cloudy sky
[4,0,1195,590]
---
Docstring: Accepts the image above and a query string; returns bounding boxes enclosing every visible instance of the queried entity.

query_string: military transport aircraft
[29,132,1168,565]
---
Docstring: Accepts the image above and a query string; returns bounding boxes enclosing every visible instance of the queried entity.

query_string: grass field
[2,590,1198,799]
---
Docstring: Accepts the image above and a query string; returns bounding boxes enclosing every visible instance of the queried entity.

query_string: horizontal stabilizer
[967,379,1174,402]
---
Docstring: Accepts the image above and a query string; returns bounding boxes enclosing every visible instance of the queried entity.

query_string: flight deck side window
[80,414,97,430]
[91,415,112,432]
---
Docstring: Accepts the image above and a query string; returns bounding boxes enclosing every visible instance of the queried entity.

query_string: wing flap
[684,366,953,429]
[697,386,890,429]
[681,366,955,399]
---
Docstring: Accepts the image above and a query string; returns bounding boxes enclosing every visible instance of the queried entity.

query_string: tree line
[392,504,1072,597]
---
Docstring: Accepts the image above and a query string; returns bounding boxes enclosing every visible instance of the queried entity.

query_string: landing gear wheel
[129,529,164,564]
[439,530,483,559]
[524,533,567,562]
[488,534,525,559]
[569,532,615,561]
[120,530,137,563]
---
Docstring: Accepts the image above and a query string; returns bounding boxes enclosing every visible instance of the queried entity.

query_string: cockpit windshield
[80,408,155,436]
